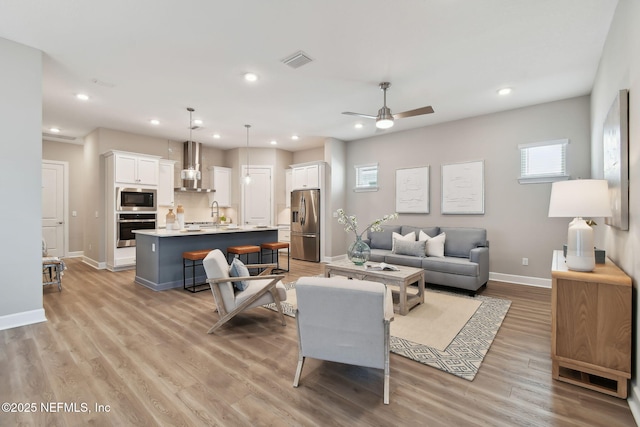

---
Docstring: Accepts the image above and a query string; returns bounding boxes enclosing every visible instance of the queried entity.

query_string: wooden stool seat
[183,249,213,293]
[227,245,261,264]
[260,242,290,273]
[182,249,212,261]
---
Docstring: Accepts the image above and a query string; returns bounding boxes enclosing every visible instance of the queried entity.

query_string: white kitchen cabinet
[291,163,321,189]
[211,166,231,207]
[158,159,176,207]
[285,169,292,208]
[114,152,159,186]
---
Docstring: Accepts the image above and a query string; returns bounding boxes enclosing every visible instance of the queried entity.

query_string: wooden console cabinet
[551,250,631,398]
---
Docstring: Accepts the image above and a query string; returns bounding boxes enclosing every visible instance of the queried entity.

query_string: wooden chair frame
[207,263,286,334]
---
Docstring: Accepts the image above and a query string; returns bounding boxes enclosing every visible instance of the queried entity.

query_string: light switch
[72,211,77,217]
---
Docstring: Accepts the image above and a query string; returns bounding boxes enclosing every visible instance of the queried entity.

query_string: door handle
[57,221,64,225]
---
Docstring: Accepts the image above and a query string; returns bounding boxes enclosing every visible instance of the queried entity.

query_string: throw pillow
[418,230,433,242]
[426,232,446,257]
[394,239,427,258]
[392,231,416,252]
[229,257,250,291]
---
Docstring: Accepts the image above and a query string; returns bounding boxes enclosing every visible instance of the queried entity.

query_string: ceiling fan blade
[393,106,434,119]
[342,112,377,119]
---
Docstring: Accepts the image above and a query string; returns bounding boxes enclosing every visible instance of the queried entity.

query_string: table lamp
[548,179,612,272]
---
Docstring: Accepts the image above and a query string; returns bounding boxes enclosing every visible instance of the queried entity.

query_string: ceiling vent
[282,50,313,69]
[42,132,76,140]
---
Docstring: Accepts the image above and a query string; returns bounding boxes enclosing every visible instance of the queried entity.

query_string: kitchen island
[133,226,278,291]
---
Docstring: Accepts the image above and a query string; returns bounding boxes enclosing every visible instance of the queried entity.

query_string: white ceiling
[0,0,618,151]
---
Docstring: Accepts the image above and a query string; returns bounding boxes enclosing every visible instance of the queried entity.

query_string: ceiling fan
[342,82,434,129]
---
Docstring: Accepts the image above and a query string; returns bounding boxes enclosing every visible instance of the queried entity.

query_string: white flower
[335,209,399,239]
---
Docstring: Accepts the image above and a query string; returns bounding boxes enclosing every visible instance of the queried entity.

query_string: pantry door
[242,166,273,226]
[42,161,68,257]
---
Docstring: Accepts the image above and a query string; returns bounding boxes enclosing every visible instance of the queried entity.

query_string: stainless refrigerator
[291,189,320,262]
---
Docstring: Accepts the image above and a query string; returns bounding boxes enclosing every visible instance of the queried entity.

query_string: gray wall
[42,140,85,253]
[590,0,640,413]
[0,38,43,326]
[343,96,592,280]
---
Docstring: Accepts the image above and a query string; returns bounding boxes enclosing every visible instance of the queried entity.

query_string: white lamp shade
[548,179,612,218]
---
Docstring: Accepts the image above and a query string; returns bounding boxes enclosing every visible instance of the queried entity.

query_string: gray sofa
[363,225,489,294]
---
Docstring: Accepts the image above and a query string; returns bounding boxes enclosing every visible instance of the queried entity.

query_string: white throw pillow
[425,232,446,257]
[392,231,416,253]
[418,230,432,242]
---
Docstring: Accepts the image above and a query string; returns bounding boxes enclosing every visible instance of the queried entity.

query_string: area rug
[264,282,511,381]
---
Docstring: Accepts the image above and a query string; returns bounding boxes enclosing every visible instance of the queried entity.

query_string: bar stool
[226,245,261,265]
[260,242,290,273]
[183,249,213,293]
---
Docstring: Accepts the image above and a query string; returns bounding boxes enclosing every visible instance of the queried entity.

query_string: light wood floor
[0,257,635,426]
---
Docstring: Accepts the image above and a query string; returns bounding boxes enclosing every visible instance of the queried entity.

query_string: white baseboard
[66,251,84,258]
[82,256,107,270]
[0,308,47,331]
[489,272,551,288]
[628,385,640,425]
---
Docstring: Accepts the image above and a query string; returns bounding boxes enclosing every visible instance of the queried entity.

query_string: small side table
[42,257,64,292]
[551,250,631,398]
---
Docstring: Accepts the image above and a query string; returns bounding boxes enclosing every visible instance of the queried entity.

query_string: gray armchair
[293,276,394,404]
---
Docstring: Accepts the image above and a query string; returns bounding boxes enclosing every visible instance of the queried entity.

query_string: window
[518,139,569,184]
[354,163,378,192]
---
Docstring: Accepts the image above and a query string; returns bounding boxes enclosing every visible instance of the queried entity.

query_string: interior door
[42,162,65,257]
[243,166,272,225]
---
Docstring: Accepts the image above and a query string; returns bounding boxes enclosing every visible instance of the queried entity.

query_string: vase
[348,237,371,265]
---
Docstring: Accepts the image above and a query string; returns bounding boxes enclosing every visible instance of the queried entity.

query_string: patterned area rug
[265,282,511,381]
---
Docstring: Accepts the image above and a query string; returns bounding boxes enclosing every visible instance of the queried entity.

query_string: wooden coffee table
[323,259,425,315]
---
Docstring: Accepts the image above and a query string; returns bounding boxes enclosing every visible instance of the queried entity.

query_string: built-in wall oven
[116,187,157,211]
[117,213,156,247]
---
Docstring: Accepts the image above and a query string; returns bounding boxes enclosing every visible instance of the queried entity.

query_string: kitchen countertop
[134,225,278,238]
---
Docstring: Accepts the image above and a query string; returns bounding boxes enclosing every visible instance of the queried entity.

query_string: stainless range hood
[174,141,214,193]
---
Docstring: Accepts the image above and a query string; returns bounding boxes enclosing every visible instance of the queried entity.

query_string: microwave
[116,187,157,211]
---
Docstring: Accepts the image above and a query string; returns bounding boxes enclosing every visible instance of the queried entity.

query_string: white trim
[489,272,551,288]
[517,138,568,149]
[627,388,640,425]
[66,251,84,258]
[82,256,107,270]
[0,308,47,331]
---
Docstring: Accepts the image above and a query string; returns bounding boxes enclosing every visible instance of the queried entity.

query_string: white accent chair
[202,249,287,334]
[293,276,394,404]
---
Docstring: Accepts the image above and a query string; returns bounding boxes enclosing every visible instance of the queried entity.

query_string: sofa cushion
[425,232,446,257]
[369,248,391,262]
[402,226,439,239]
[440,227,487,258]
[392,231,416,252]
[368,225,402,250]
[393,239,426,257]
[422,256,479,277]
[384,253,424,268]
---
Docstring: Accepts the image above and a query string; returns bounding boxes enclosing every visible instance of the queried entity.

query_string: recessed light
[76,93,90,101]
[50,127,60,133]
[150,119,160,125]
[244,72,258,82]
[193,119,203,125]
[270,140,277,145]
[291,135,299,140]
[212,133,221,139]
[354,123,363,129]
[497,87,512,96]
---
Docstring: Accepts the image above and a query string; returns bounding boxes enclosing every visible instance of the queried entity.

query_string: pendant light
[244,124,252,184]
[181,107,201,181]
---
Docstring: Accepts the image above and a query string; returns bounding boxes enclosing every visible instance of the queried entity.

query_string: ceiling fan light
[376,118,394,129]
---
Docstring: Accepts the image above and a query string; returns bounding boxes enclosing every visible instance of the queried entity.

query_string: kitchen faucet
[210,200,220,225]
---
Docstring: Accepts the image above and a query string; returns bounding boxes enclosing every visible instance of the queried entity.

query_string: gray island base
[134,227,278,291]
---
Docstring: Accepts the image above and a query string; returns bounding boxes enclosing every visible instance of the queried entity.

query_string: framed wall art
[603,89,629,231]
[441,160,484,214]
[395,166,429,213]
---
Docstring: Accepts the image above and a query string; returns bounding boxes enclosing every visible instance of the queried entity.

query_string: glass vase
[348,237,371,265]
